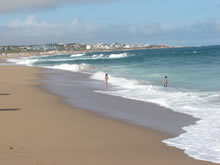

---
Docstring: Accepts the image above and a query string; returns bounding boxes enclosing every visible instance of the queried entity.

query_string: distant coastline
[0,45,179,61]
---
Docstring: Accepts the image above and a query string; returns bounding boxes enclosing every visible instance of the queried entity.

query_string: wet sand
[0,66,215,165]
[42,69,198,137]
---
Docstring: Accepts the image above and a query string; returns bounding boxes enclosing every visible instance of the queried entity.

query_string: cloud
[0,0,113,13]
[8,16,51,28]
[0,16,220,46]
[1,16,99,45]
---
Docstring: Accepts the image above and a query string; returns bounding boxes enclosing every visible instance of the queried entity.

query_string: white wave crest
[193,51,199,54]
[70,53,85,57]
[92,54,104,58]
[109,53,128,59]
[7,58,39,66]
[91,71,141,89]
[48,63,95,72]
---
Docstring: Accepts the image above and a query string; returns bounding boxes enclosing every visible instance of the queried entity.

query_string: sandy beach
[0,65,215,165]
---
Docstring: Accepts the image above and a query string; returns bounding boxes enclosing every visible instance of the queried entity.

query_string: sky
[0,0,220,46]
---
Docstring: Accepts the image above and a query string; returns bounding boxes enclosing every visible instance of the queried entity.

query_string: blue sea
[8,45,220,163]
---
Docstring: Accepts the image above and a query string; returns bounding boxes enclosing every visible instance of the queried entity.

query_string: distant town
[0,43,174,55]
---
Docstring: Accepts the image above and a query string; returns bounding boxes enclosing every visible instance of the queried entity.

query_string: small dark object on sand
[9,146,14,150]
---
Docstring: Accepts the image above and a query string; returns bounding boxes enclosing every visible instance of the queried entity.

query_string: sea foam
[48,63,94,72]
[7,58,39,66]
[109,53,128,59]
[70,53,85,57]
[90,72,220,163]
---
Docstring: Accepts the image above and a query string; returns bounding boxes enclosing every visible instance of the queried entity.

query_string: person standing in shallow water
[164,76,168,87]
[105,73,109,88]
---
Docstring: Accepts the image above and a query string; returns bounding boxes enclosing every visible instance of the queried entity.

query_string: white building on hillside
[124,45,131,49]
[86,45,91,50]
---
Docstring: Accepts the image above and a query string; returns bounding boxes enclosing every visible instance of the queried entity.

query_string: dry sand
[0,66,215,165]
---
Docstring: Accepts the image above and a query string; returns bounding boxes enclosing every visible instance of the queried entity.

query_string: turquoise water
[8,45,220,163]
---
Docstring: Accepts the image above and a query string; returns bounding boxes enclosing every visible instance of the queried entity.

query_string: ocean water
[8,46,220,163]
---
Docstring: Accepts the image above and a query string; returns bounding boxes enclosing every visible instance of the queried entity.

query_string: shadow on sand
[0,108,21,111]
[0,93,10,95]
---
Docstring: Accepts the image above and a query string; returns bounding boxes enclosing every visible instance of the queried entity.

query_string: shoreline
[0,65,215,165]
[41,68,198,137]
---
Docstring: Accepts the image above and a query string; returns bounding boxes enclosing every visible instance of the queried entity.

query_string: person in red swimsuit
[164,76,168,87]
